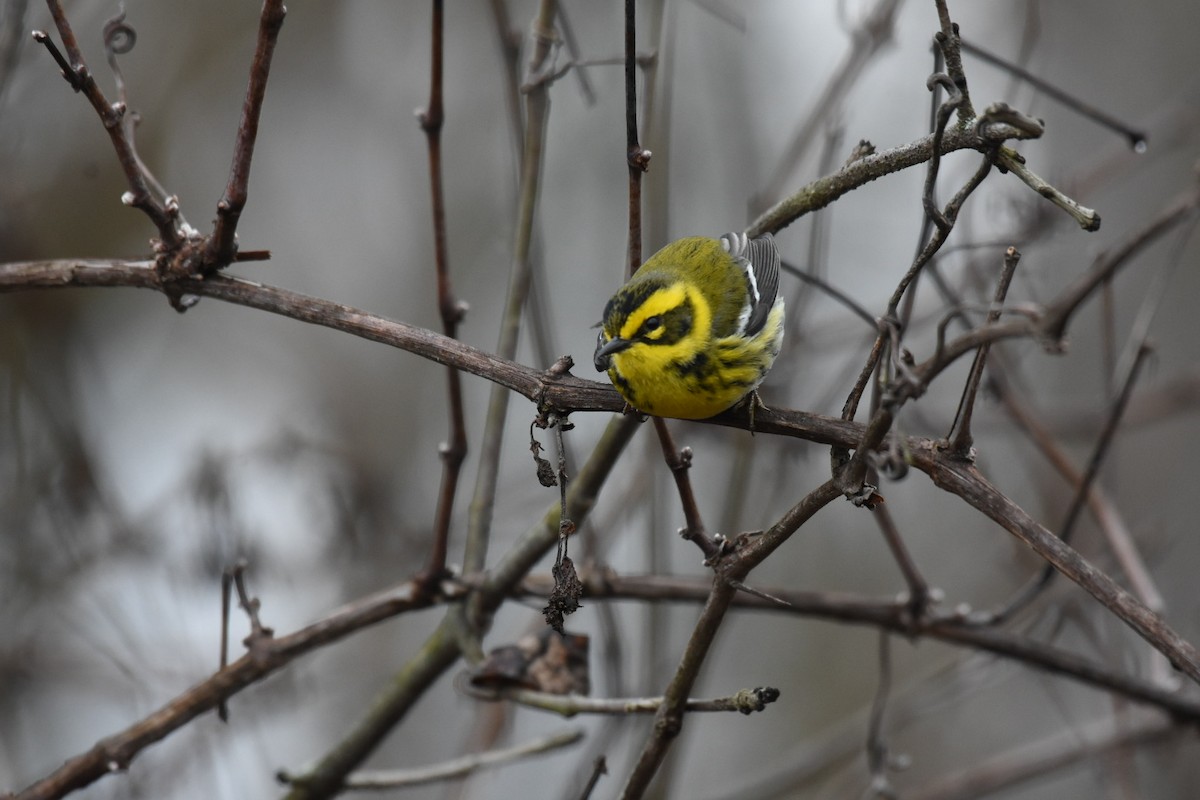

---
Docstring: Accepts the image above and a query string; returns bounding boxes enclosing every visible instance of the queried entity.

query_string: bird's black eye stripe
[607,281,662,323]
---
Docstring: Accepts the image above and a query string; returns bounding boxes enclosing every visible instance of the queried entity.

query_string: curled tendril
[925,71,959,100]
[103,13,137,56]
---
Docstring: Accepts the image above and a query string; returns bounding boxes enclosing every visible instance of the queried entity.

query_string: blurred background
[3,1,1200,798]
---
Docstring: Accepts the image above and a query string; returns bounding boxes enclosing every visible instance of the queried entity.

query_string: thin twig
[464,684,780,716]
[754,0,900,210]
[749,118,1035,241]
[996,371,1163,614]
[996,148,1101,231]
[575,757,608,800]
[556,5,595,106]
[465,0,559,582]
[921,458,1200,685]
[960,37,1147,150]
[34,3,182,246]
[896,41,945,335]
[905,712,1173,800]
[981,344,1153,625]
[100,12,183,229]
[863,632,898,799]
[620,0,715,564]
[205,0,286,268]
[217,561,236,722]
[487,0,524,158]
[932,0,974,122]
[620,481,842,799]
[296,729,584,791]
[869,493,930,616]
[624,0,649,274]
[781,259,878,331]
[418,0,469,586]
[652,418,721,561]
[944,246,1020,455]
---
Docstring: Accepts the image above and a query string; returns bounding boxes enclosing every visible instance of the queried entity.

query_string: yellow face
[594,279,729,418]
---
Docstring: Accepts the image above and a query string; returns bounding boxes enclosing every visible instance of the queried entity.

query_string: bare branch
[205,0,286,267]
[280,729,584,792]
[464,685,780,717]
[464,0,560,585]
[11,577,450,800]
[944,245,1021,454]
[960,36,1147,150]
[34,4,183,247]
[519,571,1200,721]
[747,120,1040,239]
[620,481,841,799]
[417,0,469,587]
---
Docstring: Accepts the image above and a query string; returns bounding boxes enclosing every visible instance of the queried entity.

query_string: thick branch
[747,121,1041,238]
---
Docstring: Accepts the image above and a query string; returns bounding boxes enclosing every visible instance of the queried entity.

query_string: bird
[593,231,784,421]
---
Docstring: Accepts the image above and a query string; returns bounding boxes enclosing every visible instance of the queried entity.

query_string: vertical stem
[651,417,720,560]
[465,0,558,575]
[945,246,1020,454]
[864,632,896,798]
[624,0,651,274]
[869,490,929,613]
[207,0,287,266]
[418,0,468,583]
[932,0,974,122]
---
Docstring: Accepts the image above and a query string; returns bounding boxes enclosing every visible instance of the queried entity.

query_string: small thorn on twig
[728,579,793,609]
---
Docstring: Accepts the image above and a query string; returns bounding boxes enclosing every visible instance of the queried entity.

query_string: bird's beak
[594,334,631,371]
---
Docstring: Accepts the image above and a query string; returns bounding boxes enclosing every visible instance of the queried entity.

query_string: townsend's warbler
[593,232,785,420]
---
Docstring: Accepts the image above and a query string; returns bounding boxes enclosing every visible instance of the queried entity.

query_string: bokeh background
[3,1,1200,798]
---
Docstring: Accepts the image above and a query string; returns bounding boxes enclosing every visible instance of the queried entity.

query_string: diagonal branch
[34,2,182,247]
[205,0,287,268]
[919,457,1200,685]
[747,117,1042,239]
[619,481,842,799]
